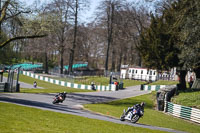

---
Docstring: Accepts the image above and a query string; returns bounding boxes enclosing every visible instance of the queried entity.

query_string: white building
[120,67,158,81]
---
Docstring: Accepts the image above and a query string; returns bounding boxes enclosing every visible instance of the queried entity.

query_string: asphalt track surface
[0,85,186,133]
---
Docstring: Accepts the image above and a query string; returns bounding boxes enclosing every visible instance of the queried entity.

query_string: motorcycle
[120,103,145,123]
[52,92,67,104]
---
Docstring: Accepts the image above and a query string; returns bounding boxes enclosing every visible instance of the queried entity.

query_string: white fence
[164,101,200,124]
[22,71,117,91]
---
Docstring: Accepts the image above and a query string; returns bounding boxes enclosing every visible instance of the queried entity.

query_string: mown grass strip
[84,93,200,133]
[0,102,167,133]
[172,90,200,109]
[149,80,179,85]
[4,73,92,93]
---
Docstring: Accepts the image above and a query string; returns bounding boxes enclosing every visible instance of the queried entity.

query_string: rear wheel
[131,115,140,123]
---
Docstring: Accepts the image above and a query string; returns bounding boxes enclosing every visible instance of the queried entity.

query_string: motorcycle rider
[57,92,67,102]
[126,102,145,114]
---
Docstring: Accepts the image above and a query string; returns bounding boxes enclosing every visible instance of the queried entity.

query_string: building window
[132,70,134,74]
[136,70,137,73]
[129,70,131,73]
[141,70,143,74]
[153,71,156,75]
[150,71,152,75]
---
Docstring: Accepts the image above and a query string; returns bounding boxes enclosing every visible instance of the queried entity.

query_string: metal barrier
[22,71,117,91]
[164,101,200,124]
[0,83,5,92]
[141,85,167,91]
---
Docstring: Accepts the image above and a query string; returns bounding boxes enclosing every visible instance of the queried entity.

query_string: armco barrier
[164,101,200,124]
[141,85,166,91]
[22,71,116,91]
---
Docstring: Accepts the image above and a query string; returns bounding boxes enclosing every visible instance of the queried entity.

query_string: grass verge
[3,73,145,93]
[84,93,200,133]
[0,102,167,133]
[4,74,92,93]
[172,90,200,109]
[50,76,146,87]
[149,80,179,85]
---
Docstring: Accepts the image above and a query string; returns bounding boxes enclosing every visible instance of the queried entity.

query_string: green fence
[164,101,200,124]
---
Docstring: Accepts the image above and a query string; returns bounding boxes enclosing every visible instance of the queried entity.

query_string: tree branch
[0,0,10,23]
[0,34,47,49]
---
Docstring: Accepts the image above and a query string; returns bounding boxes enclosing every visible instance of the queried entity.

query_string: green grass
[84,93,200,133]
[44,75,146,87]
[0,102,167,133]
[123,80,146,87]
[4,73,92,93]
[4,72,145,88]
[172,90,200,109]
[149,80,179,85]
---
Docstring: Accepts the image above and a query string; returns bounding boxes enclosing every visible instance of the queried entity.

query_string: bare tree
[43,0,72,74]
[0,0,46,49]
[68,0,89,74]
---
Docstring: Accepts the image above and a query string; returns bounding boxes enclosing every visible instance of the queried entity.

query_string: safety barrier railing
[22,71,117,91]
[164,101,200,124]
[141,85,167,91]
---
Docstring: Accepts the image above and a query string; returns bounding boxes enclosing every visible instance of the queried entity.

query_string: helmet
[140,102,145,107]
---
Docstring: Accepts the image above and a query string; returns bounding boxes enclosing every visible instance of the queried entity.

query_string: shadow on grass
[103,96,154,109]
[0,96,80,114]
[178,88,200,93]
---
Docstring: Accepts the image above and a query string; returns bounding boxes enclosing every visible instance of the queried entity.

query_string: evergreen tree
[138,0,200,90]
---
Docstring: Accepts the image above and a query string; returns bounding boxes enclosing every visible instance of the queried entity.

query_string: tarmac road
[0,86,186,133]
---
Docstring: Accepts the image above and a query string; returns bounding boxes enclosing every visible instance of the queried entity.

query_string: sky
[19,0,102,23]
[19,0,156,23]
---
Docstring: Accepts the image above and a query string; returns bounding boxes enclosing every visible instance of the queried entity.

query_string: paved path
[0,85,186,133]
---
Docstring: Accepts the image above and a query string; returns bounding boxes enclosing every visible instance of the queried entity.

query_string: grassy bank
[172,90,200,109]
[0,102,167,133]
[3,73,92,93]
[149,80,179,85]
[33,74,146,87]
[84,93,200,133]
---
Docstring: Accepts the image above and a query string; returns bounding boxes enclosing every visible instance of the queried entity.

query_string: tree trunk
[111,47,115,72]
[123,53,127,65]
[105,3,114,75]
[138,54,142,67]
[194,67,200,78]
[117,51,123,72]
[68,0,78,74]
[60,51,64,74]
[179,70,187,90]
[44,52,48,74]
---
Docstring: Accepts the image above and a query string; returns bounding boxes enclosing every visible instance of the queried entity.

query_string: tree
[43,0,72,74]
[138,0,200,90]
[175,0,200,78]
[68,0,78,74]
[0,0,46,49]
[68,0,89,74]
[96,0,125,74]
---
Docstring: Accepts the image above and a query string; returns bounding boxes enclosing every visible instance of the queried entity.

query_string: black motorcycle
[120,103,145,123]
[52,92,67,104]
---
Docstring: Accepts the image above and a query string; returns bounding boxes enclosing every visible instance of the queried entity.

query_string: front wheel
[52,99,58,104]
[120,113,125,121]
[131,115,140,123]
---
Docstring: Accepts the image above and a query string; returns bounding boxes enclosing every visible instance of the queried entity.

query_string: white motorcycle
[120,103,145,123]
